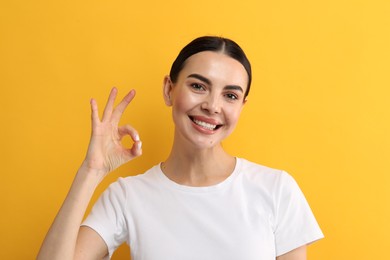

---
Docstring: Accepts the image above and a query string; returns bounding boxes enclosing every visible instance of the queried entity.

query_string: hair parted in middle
[169,36,252,98]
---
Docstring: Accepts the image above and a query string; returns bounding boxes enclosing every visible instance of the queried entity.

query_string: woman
[38,36,323,260]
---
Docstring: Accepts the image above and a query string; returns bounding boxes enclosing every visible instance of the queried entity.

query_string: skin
[37,88,141,259]
[161,51,248,186]
[37,51,307,259]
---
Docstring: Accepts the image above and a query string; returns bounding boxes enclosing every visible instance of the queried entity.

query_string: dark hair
[169,36,252,98]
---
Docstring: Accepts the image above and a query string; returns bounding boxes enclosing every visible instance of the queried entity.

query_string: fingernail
[137,141,142,150]
[135,134,140,142]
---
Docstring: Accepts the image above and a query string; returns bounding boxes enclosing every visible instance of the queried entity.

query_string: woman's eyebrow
[187,74,211,85]
[224,85,244,93]
[187,73,244,93]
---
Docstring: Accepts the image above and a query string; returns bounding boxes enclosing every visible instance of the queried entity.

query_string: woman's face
[164,51,248,149]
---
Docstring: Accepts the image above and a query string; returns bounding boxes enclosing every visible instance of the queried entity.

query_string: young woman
[38,36,323,260]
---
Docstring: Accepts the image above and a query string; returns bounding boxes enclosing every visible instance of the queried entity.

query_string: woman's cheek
[227,107,243,126]
[174,91,199,109]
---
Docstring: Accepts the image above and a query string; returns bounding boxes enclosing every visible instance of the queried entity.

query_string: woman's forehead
[179,51,249,87]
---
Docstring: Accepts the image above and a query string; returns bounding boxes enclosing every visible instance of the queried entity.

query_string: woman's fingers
[118,125,142,157]
[102,88,118,122]
[90,98,100,128]
[111,89,136,125]
[118,124,139,142]
[91,88,136,126]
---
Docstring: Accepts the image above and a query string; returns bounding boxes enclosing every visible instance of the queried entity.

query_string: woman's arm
[38,165,108,259]
[37,88,142,260]
[276,245,307,260]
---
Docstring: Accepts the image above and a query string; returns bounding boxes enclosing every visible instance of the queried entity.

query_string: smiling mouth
[189,116,222,131]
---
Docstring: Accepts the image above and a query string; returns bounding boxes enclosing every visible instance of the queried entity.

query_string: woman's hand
[82,87,142,177]
[37,88,141,260]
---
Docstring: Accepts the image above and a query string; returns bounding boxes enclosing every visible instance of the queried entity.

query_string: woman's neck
[162,140,236,187]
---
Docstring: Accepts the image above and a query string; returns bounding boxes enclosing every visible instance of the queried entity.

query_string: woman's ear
[163,76,173,106]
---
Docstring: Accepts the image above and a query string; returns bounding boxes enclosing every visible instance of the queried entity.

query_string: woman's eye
[226,93,239,100]
[191,83,204,90]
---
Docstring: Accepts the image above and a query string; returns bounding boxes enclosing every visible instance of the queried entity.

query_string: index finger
[111,89,136,124]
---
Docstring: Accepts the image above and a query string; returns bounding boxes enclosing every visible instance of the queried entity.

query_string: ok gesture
[83,88,142,177]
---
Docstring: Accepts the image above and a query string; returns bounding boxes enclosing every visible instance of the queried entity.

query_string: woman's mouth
[189,116,222,131]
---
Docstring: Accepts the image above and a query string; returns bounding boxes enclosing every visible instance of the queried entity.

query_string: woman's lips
[189,116,223,131]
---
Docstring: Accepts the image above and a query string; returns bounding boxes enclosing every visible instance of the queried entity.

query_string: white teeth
[193,119,217,130]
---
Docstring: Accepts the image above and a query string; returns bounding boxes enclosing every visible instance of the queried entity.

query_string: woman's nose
[201,95,221,114]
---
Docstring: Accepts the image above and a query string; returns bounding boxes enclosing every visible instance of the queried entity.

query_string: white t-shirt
[82,158,324,259]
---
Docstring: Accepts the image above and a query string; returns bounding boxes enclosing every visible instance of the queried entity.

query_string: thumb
[118,125,143,158]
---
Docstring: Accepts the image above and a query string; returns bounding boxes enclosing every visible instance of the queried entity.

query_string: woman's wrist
[77,160,108,185]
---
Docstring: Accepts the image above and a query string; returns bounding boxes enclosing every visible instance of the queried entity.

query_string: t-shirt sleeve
[82,178,129,258]
[274,171,324,256]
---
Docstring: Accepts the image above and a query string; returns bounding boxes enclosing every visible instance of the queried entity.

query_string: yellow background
[1,0,389,259]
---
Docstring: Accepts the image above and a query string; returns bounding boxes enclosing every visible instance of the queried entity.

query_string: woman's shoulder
[238,157,284,176]
[112,163,163,192]
[237,157,296,187]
